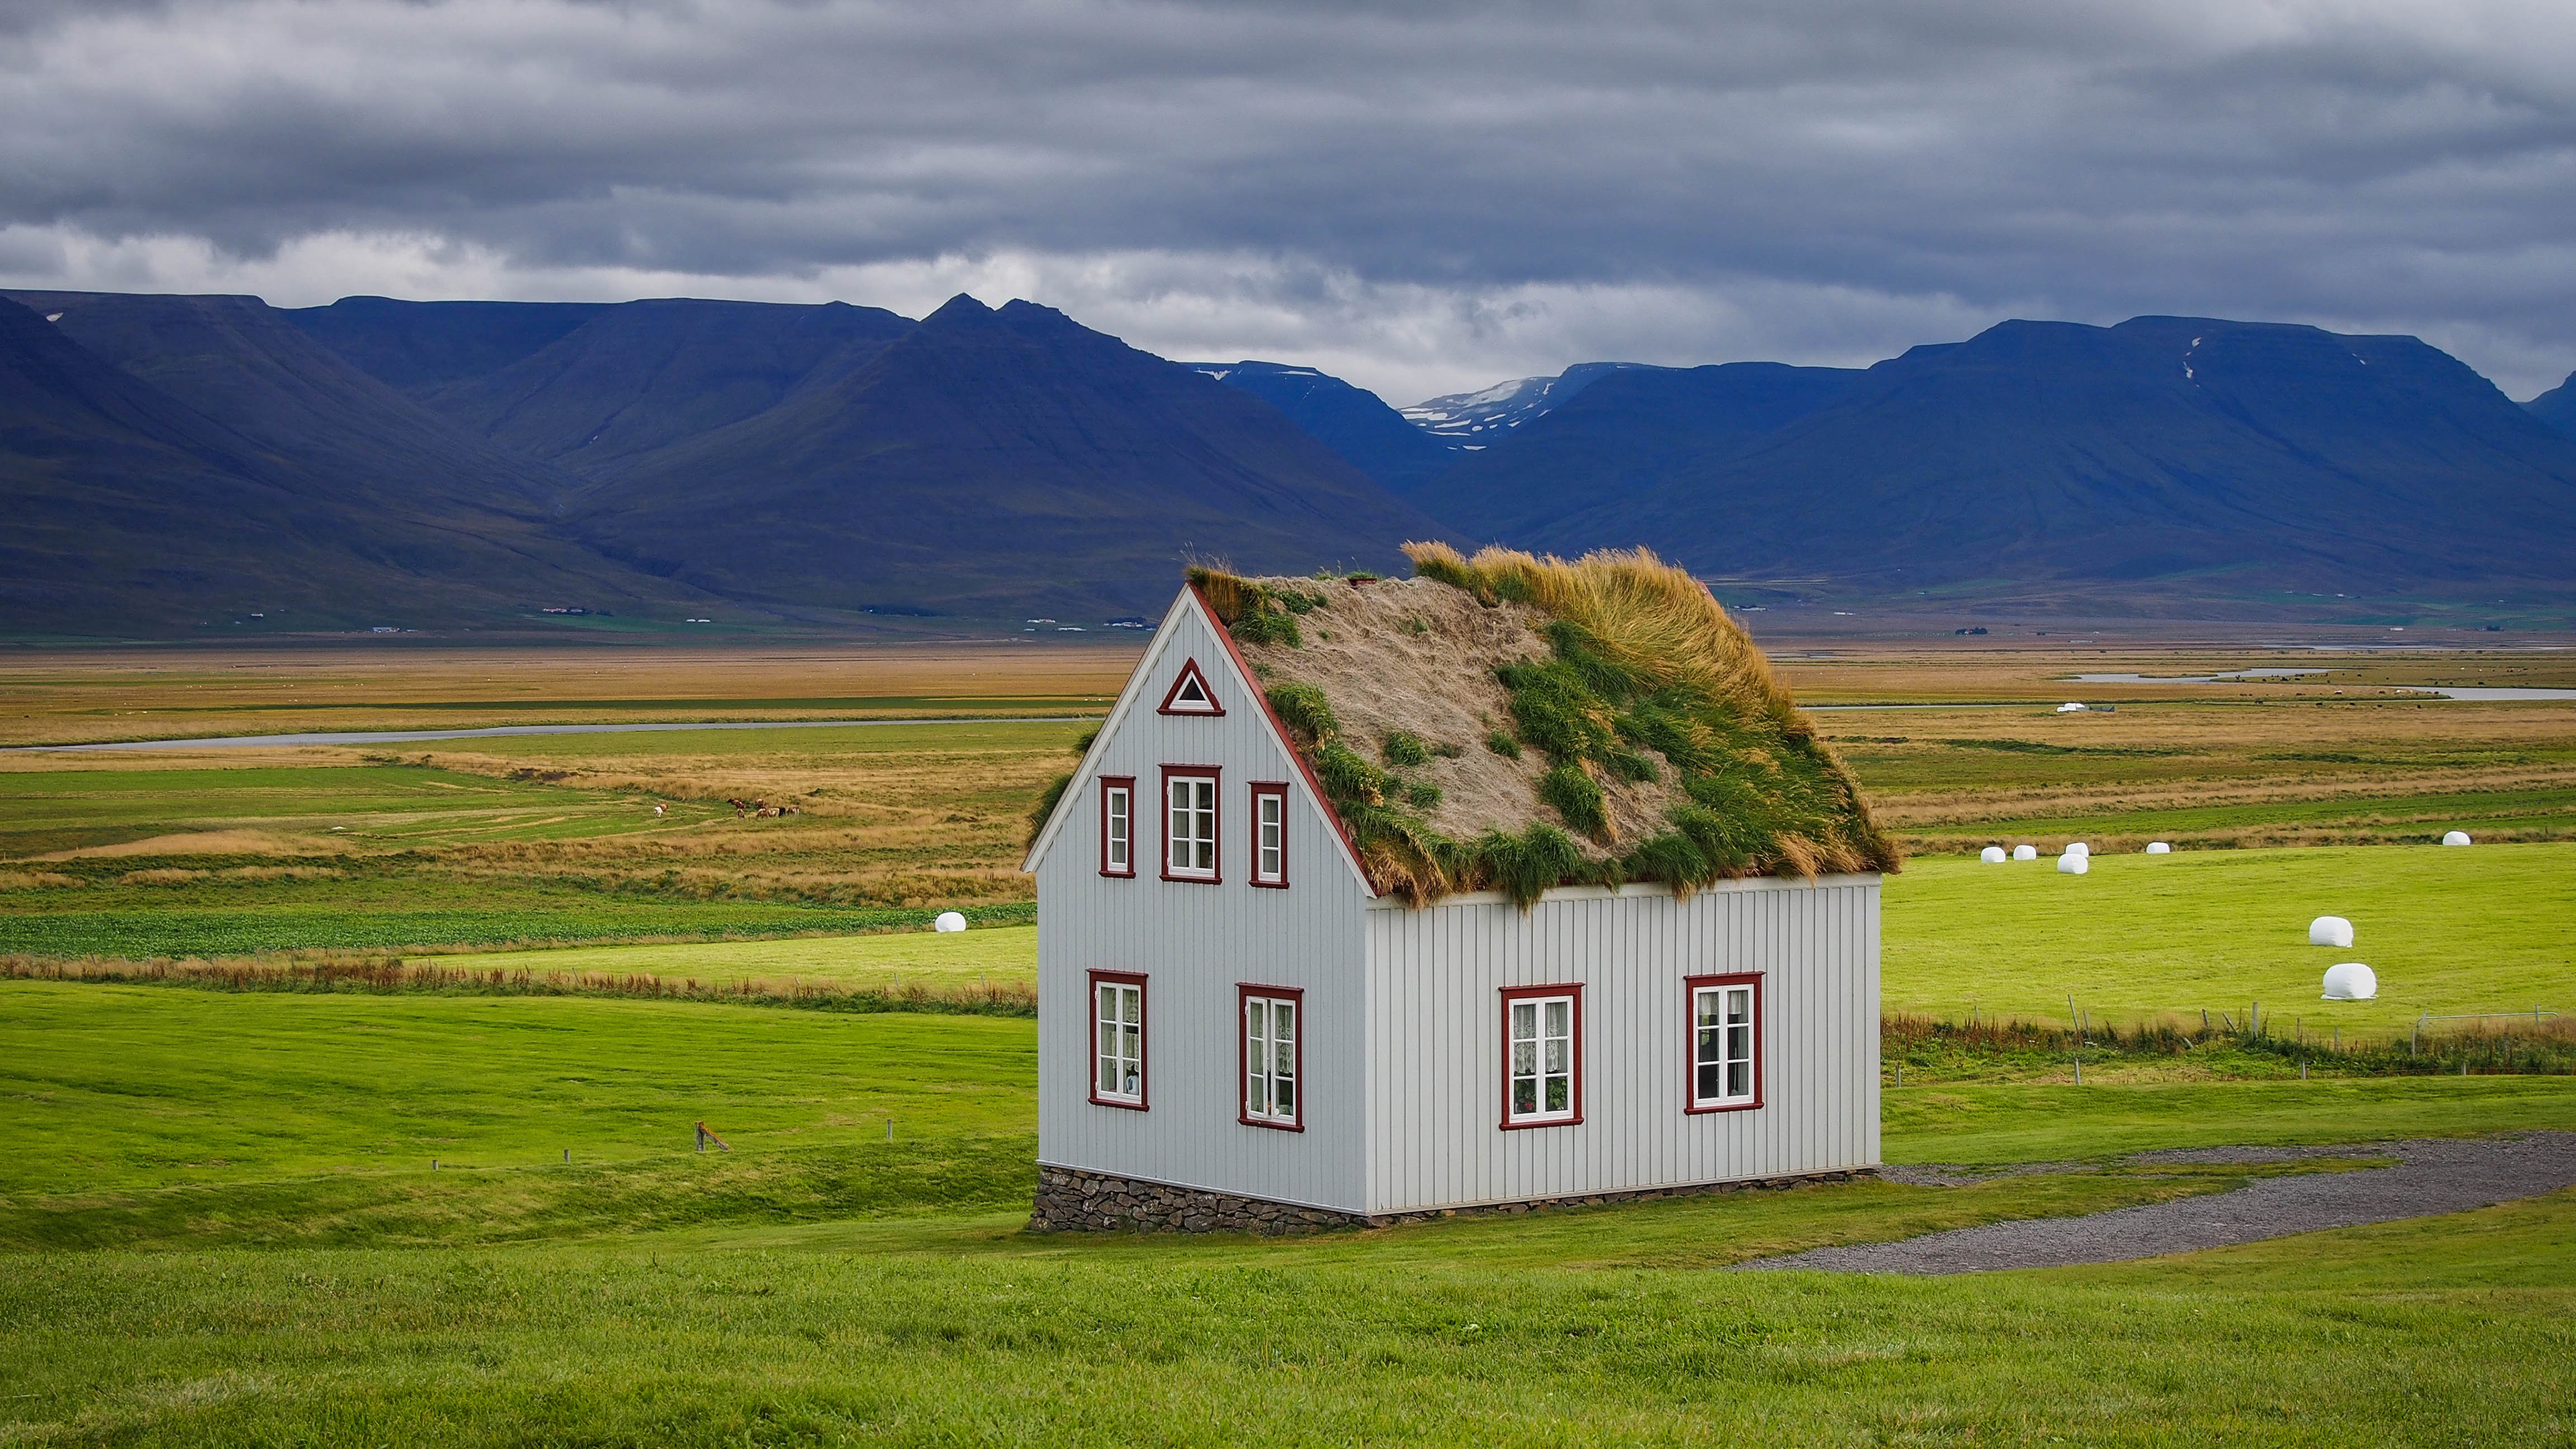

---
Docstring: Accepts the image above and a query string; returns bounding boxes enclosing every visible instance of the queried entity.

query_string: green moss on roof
[1197,545,1899,906]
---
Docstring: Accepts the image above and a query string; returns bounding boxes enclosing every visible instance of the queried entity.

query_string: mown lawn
[1883,841,2576,1038]
[4,981,2573,1444]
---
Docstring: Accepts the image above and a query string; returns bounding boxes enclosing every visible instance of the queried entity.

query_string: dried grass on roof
[1195,547,1899,906]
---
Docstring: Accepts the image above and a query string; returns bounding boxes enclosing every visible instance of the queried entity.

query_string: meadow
[3,977,2575,1444]
[3,639,2573,1444]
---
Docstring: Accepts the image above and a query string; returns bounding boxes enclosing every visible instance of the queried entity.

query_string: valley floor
[2,641,2570,1444]
[3,977,2573,1446]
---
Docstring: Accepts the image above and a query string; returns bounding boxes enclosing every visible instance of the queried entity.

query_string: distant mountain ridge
[2530,368,2576,439]
[572,297,1445,617]
[1398,362,1654,452]
[1185,360,1458,495]
[0,289,1444,631]
[0,295,711,629]
[1447,316,2576,607]
[4,286,2571,635]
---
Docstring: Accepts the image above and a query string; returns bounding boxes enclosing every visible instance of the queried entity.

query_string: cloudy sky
[4,0,2572,404]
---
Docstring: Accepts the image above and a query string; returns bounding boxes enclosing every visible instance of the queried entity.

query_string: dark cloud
[3,0,2572,398]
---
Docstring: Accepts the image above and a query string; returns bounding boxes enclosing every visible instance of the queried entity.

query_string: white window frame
[1090,971,1146,1109]
[1250,782,1288,887]
[1099,777,1134,877]
[1501,985,1582,1128]
[1162,767,1219,881]
[1686,974,1762,1112]
[1240,985,1302,1130]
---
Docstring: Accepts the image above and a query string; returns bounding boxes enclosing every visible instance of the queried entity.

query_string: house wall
[1034,596,1373,1215]
[1362,875,1880,1216]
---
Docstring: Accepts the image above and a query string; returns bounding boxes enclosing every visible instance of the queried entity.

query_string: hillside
[1187,361,1458,494]
[415,299,916,472]
[285,297,610,392]
[1411,362,1861,539]
[1398,362,1650,454]
[2531,370,2576,439]
[11,289,580,513]
[569,296,1450,619]
[1446,317,2576,608]
[0,298,708,631]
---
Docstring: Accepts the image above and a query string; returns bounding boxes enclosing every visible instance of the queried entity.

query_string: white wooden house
[1022,553,1887,1231]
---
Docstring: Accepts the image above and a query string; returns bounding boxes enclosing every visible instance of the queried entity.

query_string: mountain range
[3,285,2572,635]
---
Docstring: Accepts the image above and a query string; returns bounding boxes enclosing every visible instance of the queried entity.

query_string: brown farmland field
[0,640,1141,747]
[1,641,2568,961]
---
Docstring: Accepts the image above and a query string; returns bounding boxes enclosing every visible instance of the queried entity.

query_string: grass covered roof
[1193,543,1900,906]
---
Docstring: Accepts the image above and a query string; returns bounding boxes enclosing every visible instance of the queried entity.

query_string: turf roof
[1192,543,1900,906]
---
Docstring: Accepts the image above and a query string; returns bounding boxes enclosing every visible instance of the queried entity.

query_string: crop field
[4,979,2575,1444]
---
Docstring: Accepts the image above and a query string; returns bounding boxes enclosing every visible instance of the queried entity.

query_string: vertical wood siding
[1363,876,1880,1216]
[1034,600,1371,1213]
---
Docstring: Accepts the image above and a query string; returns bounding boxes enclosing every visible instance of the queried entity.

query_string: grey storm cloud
[3,0,2573,398]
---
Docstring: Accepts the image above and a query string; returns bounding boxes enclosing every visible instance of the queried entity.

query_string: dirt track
[1735,1132,2576,1275]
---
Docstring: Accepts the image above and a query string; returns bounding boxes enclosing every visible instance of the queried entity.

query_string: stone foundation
[1030,1165,1877,1234]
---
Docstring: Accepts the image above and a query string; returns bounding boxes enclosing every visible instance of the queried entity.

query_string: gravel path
[1736,1132,2576,1275]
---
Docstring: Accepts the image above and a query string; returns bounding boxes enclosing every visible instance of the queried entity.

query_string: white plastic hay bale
[2442,830,2473,847]
[2308,915,2355,949]
[2145,841,2171,854]
[2065,842,2090,857]
[2056,852,2089,875]
[2321,961,2378,1000]
[1980,845,2007,864]
[932,910,968,933]
[2012,845,2038,861]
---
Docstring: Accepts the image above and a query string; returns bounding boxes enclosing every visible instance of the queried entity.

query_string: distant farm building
[1020,546,1897,1231]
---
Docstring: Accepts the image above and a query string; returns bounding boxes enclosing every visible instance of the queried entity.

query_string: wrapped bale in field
[2056,853,2089,875]
[2322,962,2378,1000]
[2443,830,2473,847]
[2145,841,2172,855]
[1980,845,2007,863]
[2308,915,2354,949]
[2012,844,2038,861]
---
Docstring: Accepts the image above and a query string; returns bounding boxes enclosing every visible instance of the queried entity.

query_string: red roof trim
[1189,582,1373,897]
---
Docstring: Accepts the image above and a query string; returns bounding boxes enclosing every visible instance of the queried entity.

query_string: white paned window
[1251,784,1287,885]
[1505,989,1579,1126]
[1242,991,1299,1126]
[1101,780,1133,875]
[1690,978,1760,1110]
[1093,976,1144,1106]
[1165,772,1217,879]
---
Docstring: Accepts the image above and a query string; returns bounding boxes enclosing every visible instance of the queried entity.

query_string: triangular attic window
[1157,658,1224,715]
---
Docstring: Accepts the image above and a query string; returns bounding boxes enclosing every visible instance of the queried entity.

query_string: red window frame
[1087,969,1148,1111]
[1160,765,1222,883]
[1237,983,1305,1131]
[1157,657,1225,715]
[1499,983,1585,1130]
[1248,782,1289,888]
[1684,973,1764,1114]
[1098,775,1136,877]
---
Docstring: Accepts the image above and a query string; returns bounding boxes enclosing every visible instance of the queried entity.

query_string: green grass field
[6,655,2572,1443]
[483,922,1040,989]
[1884,842,2575,1038]
[3,980,2573,1444]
